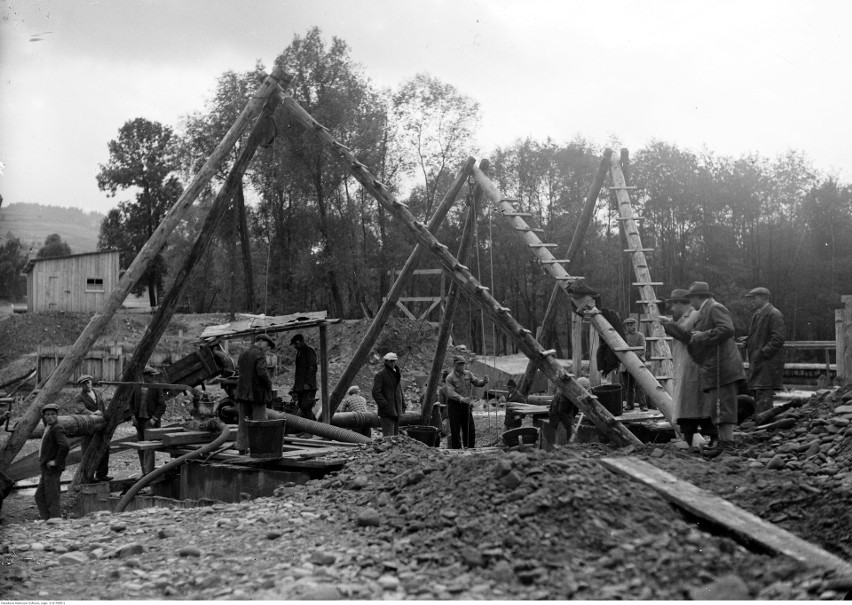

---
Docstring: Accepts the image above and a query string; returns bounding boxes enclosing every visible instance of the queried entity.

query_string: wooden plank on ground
[144,423,187,440]
[599,456,852,575]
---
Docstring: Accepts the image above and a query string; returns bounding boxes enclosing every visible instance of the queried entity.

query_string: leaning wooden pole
[328,157,475,414]
[70,93,285,487]
[518,149,612,394]
[470,164,676,425]
[235,183,256,311]
[0,68,288,474]
[420,167,484,424]
[275,91,640,446]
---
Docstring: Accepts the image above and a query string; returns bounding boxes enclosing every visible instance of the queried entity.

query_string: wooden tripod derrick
[273,87,640,447]
[609,155,675,391]
[0,68,291,476]
[470,164,676,426]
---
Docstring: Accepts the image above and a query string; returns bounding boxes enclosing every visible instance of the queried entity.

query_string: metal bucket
[245,418,285,459]
[591,384,622,416]
[405,425,439,447]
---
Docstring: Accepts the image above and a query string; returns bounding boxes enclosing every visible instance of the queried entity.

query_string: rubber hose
[265,410,371,444]
[115,419,230,513]
[330,411,421,429]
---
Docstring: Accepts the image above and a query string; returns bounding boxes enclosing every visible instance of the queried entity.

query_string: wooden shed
[25,250,120,313]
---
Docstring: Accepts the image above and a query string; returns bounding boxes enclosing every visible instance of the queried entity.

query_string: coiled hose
[114,419,230,513]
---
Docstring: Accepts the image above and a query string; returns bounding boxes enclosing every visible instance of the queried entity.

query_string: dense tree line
[96,27,852,351]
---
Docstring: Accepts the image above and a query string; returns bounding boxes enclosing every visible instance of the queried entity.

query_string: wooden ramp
[600,457,852,575]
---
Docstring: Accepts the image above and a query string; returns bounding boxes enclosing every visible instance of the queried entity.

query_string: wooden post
[0,69,290,475]
[588,323,601,387]
[70,90,286,486]
[328,157,475,413]
[572,311,583,379]
[843,296,852,387]
[274,92,640,446]
[319,323,330,424]
[836,307,846,383]
[420,171,482,424]
[235,182,256,311]
[518,150,612,395]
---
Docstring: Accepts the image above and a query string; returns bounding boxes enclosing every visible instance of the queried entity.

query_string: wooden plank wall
[37,343,185,383]
[28,251,119,313]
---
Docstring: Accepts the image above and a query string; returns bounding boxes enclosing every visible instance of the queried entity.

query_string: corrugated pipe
[265,410,371,444]
[330,411,421,429]
[115,419,230,513]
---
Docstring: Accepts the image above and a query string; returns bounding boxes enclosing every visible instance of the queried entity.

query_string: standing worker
[290,334,318,421]
[444,356,489,449]
[234,334,276,454]
[74,375,112,482]
[742,287,786,415]
[620,318,647,411]
[372,352,406,437]
[503,378,525,431]
[35,403,69,520]
[129,366,167,475]
[659,288,706,452]
[685,282,745,458]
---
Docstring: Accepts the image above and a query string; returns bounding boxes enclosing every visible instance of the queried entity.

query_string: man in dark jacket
[686,281,745,457]
[75,375,111,481]
[234,334,275,453]
[35,403,69,520]
[444,356,489,449]
[568,281,625,380]
[742,287,786,415]
[504,378,525,430]
[290,334,318,421]
[372,352,405,437]
[129,366,168,475]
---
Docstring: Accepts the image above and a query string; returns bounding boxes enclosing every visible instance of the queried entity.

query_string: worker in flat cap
[234,334,276,454]
[74,375,112,481]
[372,352,406,437]
[620,317,647,411]
[290,333,318,421]
[660,288,704,451]
[567,280,626,383]
[684,282,745,458]
[35,403,68,519]
[129,366,167,474]
[742,287,786,415]
[444,355,489,449]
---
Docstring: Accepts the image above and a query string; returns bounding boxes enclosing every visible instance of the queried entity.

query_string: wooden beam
[328,157,475,414]
[319,323,330,424]
[235,182,256,311]
[600,456,852,575]
[572,311,583,379]
[68,84,288,488]
[274,92,639,447]
[836,308,846,381]
[0,68,290,475]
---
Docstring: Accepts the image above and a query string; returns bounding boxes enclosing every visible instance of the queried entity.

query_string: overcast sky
[1,0,851,215]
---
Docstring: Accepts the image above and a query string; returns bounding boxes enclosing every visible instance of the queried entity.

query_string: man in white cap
[372,352,405,436]
[74,375,112,481]
[444,355,489,448]
[742,287,786,415]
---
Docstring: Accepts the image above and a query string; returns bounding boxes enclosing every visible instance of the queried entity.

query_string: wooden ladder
[609,158,675,392]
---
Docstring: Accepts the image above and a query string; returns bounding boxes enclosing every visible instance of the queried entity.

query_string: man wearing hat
[372,352,406,437]
[685,282,745,457]
[660,289,705,450]
[444,355,489,449]
[74,375,112,481]
[503,378,525,431]
[129,366,168,474]
[234,334,276,453]
[619,317,647,411]
[290,334,318,421]
[568,281,626,381]
[742,287,786,415]
[35,403,69,519]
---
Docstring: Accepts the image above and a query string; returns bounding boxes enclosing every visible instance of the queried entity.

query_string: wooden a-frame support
[273,87,641,447]
[0,68,290,475]
[518,148,613,395]
[420,163,485,425]
[328,156,475,415]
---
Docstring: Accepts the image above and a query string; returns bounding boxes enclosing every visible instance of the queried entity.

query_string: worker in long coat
[372,352,406,437]
[684,282,745,457]
[290,334,318,421]
[660,289,705,451]
[234,334,275,453]
[742,287,786,415]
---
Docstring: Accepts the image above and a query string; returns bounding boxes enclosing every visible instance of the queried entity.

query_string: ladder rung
[633,282,664,286]
[645,337,673,341]
[529,243,557,248]
[610,186,637,190]
[454,264,469,271]
[555,276,576,280]
[649,356,672,361]
[616,216,645,221]
[475,285,490,291]
[636,300,663,304]
[499,198,520,204]
[654,376,674,380]
[522,329,532,334]
[540,349,557,357]
[613,346,646,353]
[497,306,511,313]
[624,249,655,253]
[541,259,570,264]
[514,227,545,233]
[502,211,532,217]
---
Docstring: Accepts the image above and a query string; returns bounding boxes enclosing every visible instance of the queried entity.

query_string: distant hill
[0,202,105,254]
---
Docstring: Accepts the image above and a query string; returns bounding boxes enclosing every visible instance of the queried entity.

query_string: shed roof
[25,249,121,273]
[200,310,340,341]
